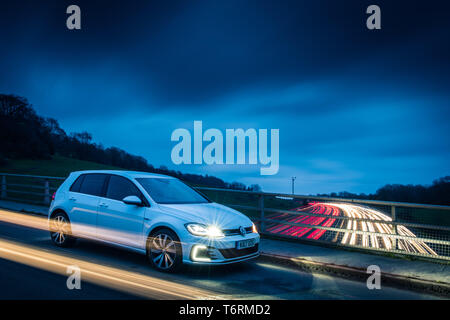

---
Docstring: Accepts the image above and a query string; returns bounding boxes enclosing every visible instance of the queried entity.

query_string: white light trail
[326,203,437,255]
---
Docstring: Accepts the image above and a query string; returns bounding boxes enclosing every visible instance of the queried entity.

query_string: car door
[96,175,147,248]
[67,173,107,238]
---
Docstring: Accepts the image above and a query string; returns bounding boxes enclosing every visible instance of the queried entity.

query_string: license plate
[236,239,255,250]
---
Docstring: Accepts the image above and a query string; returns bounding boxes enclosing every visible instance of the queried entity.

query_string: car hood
[157,202,253,229]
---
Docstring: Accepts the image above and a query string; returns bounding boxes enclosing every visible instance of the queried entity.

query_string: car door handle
[69,197,76,201]
[99,203,108,208]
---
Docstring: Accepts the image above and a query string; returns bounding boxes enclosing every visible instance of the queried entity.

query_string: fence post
[259,194,265,233]
[391,205,398,250]
[44,179,50,205]
[1,176,6,199]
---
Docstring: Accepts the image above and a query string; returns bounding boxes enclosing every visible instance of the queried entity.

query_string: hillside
[0,155,124,177]
[0,94,254,191]
[0,155,212,188]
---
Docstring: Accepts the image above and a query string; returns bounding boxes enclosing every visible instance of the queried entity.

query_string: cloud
[0,0,449,194]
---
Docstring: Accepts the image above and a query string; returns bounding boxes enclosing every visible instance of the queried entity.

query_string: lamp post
[291,176,296,195]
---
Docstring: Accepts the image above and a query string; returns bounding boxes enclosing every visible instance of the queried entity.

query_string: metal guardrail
[197,187,450,261]
[1,173,449,261]
[0,173,64,205]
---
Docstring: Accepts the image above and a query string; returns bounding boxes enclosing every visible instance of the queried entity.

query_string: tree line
[315,176,450,206]
[0,94,259,190]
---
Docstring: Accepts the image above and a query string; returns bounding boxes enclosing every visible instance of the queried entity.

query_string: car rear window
[78,174,107,197]
[69,175,85,192]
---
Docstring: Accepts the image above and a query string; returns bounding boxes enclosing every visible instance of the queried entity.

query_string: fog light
[191,245,211,262]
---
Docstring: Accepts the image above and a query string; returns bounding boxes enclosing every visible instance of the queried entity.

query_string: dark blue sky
[1,0,449,193]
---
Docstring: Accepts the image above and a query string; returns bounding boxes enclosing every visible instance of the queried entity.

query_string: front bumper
[182,233,260,265]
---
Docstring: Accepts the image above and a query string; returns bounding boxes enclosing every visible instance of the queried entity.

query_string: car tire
[147,229,182,272]
[49,212,76,247]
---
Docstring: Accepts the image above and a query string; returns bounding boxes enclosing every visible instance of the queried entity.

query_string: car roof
[71,170,174,180]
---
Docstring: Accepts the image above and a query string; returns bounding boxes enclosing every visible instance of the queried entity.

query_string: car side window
[78,174,107,197]
[69,175,85,192]
[106,175,143,202]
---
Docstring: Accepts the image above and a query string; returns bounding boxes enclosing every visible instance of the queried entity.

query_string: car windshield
[136,178,209,204]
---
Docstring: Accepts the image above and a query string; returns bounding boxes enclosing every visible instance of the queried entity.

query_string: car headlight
[252,223,258,233]
[185,223,224,238]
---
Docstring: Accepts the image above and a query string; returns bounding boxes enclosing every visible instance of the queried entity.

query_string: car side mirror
[122,195,142,206]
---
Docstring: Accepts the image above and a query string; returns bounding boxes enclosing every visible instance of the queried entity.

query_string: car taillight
[51,192,56,201]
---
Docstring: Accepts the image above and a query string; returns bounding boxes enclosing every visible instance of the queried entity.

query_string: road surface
[0,209,440,300]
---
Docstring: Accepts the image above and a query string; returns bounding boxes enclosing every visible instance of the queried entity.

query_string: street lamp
[291,176,296,195]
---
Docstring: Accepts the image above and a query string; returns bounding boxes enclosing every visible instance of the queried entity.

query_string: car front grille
[219,244,259,259]
[223,226,253,236]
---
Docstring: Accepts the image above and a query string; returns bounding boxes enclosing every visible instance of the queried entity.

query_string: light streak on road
[266,202,437,256]
[0,209,134,242]
[0,209,49,231]
[0,209,220,299]
[0,237,217,300]
[0,208,171,248]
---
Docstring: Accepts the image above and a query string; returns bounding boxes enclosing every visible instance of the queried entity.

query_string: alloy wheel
[150,233,177,270]
[51,215,70,245]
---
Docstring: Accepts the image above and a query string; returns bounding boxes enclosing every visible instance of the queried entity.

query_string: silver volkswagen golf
[48,170,260,272]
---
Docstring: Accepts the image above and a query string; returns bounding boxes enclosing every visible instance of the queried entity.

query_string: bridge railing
[196,187,450,261]
[0,173,449,261]
[0,173,65,205]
